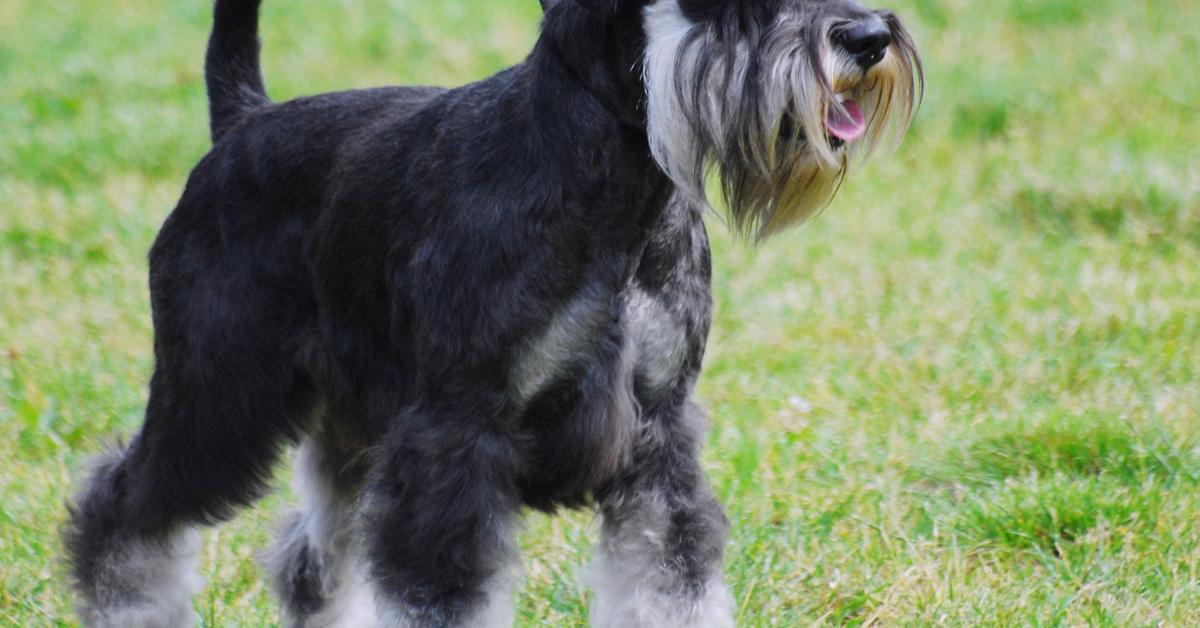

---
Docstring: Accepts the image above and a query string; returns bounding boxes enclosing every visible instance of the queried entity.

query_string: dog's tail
[205,0,271,142]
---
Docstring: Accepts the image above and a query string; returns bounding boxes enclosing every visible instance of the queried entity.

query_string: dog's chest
[506,200,711,508]
[509,284,694,509]
[625,288,691,394]
[511,202,711,409]
[511,286,689,408]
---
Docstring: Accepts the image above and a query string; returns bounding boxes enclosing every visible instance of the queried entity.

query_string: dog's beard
[644,0,922,240]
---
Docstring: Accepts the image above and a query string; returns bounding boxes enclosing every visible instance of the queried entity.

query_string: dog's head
[543,0,923,240]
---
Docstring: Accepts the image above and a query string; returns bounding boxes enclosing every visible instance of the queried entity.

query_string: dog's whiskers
[646,0,922,240]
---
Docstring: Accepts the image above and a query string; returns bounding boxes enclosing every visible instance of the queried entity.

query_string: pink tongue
[826,100,866,142]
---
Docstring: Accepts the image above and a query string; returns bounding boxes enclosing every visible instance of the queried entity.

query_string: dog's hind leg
[266,430,377,628]
[64,287,316,626]
[587,401,734,628]
[62,442,206,628]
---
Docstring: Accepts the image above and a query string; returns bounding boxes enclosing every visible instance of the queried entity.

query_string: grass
[1,0,1198,625]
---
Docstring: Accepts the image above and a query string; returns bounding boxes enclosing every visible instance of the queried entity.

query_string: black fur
[64,0,919,625]
[205,0,269,141]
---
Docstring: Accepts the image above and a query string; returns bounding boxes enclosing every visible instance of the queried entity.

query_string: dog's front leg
[587,401,734,628]
[360,405,521,628]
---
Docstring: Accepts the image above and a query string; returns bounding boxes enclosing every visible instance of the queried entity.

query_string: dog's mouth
[779,97,865,152]
[825,99,866,144]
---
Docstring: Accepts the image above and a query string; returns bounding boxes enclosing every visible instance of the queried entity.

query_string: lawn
[2,0,1198,625]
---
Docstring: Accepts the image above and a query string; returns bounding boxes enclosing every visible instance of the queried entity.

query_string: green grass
[2,0,1199,625]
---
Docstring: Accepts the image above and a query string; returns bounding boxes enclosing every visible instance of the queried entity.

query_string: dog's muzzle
[835,14,892,70]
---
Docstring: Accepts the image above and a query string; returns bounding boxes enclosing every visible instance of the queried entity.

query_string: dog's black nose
[836,15,892,70]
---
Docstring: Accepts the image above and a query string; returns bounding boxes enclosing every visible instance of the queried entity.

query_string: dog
[63,0,920,626]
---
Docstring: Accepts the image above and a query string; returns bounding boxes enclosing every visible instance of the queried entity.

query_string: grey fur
[511,287,612,404]
[66,448,204,627]
[588,403,732,628]
[265,434,376,628]
[77,529,202,628]
[627,288,690,393]
[377,552,520,628]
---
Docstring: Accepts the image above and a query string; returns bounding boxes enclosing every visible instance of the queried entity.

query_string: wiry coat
[64,0,920,626]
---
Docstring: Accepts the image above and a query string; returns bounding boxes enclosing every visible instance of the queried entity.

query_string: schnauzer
[64,0,920,626]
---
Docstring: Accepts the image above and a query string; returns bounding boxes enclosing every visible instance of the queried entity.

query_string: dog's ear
[539,0,561,11]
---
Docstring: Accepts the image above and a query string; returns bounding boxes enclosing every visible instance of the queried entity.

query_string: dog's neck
[514,6,676,263]
[534,46,644,130]
[533,6,650,129]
